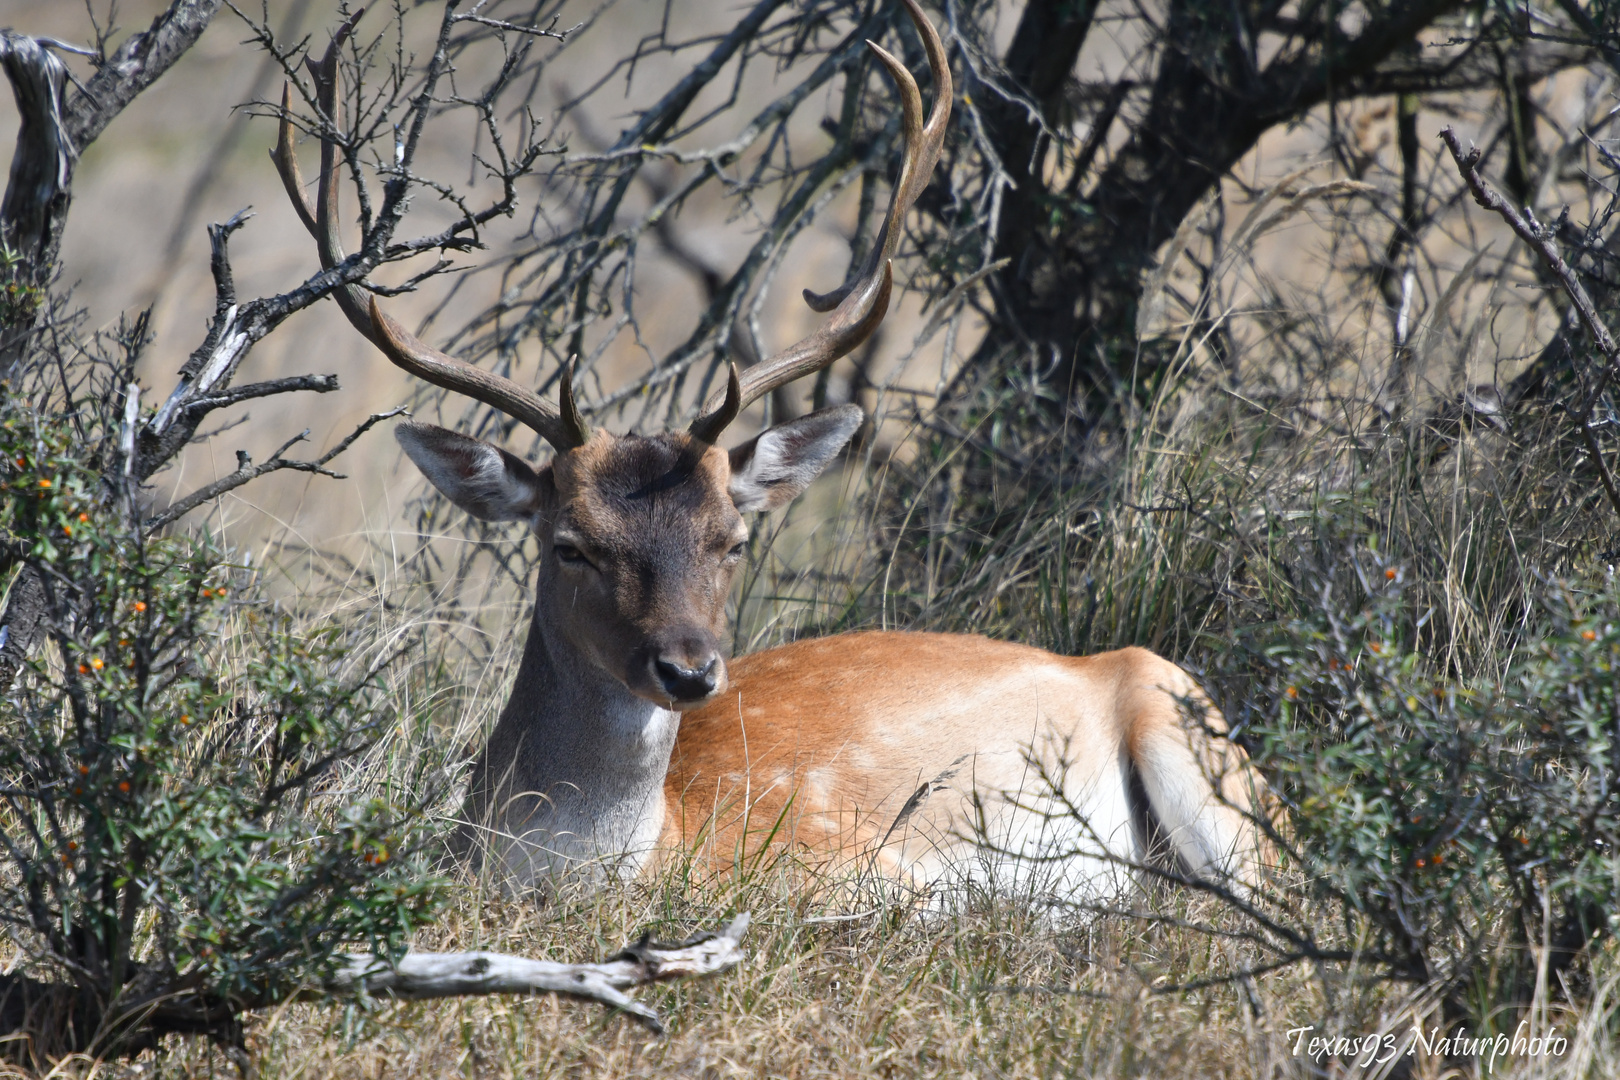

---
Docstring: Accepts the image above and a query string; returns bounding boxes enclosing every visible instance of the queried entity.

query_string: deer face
[396,405,861,708]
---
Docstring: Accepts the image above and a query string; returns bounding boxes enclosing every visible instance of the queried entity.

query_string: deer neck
[471,596,680,887]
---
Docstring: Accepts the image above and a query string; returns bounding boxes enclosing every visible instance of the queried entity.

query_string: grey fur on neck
[452,602,680,889]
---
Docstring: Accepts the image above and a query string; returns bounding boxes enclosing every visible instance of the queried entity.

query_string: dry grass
[36,866,1614,1078]
[3,459,1606,1080]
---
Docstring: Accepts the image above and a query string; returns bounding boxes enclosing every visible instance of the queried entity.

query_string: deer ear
[728,405,862,513]
[396,422,547,522]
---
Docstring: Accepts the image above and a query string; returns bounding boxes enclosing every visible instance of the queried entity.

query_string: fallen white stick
[326,912,749,1032]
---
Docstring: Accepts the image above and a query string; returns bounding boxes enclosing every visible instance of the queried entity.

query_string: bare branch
[146,408,404,530]
[0,33,74,290]
[450,13,578,42]
[1440,125,1620,519]
[325,913,750,1034]
[185,373,340,413]
[61,0,225,151]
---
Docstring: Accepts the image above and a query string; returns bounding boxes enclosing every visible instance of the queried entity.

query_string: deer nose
[653,655,719,702]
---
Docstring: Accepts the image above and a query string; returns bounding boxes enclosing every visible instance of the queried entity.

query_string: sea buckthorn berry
[132,601,146,613]
[77,513,88,523]
[72,787,82,796]
[1415,858,1426,868]
[1285,686,1298,700]
[36,479,49,489]
[67,841,76,851]
[77,765,88,776]
[62,524,71,536]
[180,715,191,725]
[77,664,88,675]
[118,781,131,793]
[1385,568,1397,580]
[90,658,102,671]
[1583,630,1598,641]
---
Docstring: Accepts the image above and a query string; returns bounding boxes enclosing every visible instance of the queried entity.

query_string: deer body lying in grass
[278,0,1266,897]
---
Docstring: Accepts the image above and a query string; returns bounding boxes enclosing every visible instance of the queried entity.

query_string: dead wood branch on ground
[326,914,751,1033]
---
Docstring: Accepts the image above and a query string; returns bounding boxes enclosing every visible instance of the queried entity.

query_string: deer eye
[724,541,747,562]
[554,544,594,568]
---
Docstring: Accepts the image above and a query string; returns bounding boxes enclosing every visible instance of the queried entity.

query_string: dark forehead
[556,433,735,540]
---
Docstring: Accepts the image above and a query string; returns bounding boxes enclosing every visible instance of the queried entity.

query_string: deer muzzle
[629,633,727,707]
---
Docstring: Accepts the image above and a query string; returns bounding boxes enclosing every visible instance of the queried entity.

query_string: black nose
[654,655,719,701]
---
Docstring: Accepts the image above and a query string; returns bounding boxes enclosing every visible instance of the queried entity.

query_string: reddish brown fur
[662,633,1268,879]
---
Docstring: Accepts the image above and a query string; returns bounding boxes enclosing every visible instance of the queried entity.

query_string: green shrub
[1222,558,1620,1025]
[0,361,445,1063]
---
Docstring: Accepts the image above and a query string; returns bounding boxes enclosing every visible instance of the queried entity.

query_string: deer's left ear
[728,404,862,513]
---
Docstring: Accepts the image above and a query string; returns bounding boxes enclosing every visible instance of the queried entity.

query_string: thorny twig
[146,408,407,530]
[1440,125,1620,520]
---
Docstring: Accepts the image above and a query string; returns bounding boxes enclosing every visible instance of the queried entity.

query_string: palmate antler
[273,0,950,453]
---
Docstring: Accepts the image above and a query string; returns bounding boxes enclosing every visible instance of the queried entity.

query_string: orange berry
[132,601,146,613]
[89,658,102,671]
[180,715,191,725]
[1285,686,1298,700]
[1415,858,1426,868]
[215,588,226,598]
[77,764,88,776]
[77,664,88,675]
[117,781,130,793]
[1385,568,1397,580]
[1583,630,1597,641]
[36,479,48,489]
[1432,853,1443,865]
[72,787,82,796]
[77,513,88,523]
[62,524,70,536]
[66,841,77,851]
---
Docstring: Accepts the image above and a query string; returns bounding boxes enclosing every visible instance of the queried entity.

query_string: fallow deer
[274,0,1268,896]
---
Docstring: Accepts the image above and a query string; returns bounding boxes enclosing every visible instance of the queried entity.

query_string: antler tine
[270,11,588,453]
[689,0,951,442]
[803,0,951,314]
[689,362,742,445]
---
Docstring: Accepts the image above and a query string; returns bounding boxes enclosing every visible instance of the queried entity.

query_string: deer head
[273,0,950,709]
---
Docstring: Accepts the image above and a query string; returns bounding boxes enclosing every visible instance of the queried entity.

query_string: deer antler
[687,0,952,443]
[270,10,589,453]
